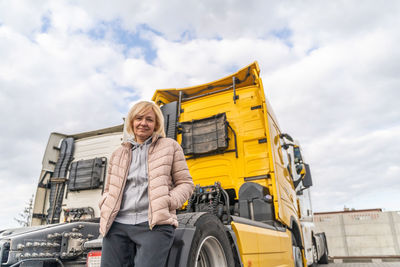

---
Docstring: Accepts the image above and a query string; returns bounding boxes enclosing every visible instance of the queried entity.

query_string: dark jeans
[100,221,175,267]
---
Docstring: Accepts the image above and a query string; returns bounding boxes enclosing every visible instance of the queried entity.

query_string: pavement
[321,263,400,267]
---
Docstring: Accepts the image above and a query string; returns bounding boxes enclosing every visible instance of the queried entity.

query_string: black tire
[292,233,304,267]
[187,213,235,267]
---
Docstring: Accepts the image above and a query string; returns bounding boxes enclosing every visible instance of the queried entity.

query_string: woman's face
[133,108,156,143]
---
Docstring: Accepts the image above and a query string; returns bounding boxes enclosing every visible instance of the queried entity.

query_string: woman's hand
[169,142,195,209]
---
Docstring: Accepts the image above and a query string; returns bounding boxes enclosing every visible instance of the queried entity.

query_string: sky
[0,0,399,229]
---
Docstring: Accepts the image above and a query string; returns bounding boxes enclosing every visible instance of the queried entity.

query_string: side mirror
[302,164,313,188]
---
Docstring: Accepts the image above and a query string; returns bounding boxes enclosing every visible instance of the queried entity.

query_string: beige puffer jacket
[98,135,194,237]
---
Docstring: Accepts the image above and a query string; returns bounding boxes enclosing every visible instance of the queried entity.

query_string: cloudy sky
[1,0,399,229]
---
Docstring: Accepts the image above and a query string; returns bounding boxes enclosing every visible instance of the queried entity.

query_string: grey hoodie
[114,137,152,225]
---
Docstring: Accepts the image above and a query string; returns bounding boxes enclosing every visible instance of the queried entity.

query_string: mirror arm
[281,143,295,150]
[279,133,294,142]
[293,178,302,188]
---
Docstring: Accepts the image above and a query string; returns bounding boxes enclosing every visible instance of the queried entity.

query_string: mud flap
[167,227,196,267]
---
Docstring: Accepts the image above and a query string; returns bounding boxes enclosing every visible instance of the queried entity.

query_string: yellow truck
[0,62,328,267]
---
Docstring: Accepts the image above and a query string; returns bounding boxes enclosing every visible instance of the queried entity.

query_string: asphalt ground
[320,263,400,267]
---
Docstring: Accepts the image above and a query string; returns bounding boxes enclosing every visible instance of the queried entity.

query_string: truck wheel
[187,213,234,267]
[292,233,304,267]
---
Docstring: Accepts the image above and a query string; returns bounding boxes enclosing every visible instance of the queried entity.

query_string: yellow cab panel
[232,221,293,267]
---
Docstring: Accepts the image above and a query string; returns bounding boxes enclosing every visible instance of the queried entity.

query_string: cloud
[0,5,131,227]
[0,0,49,37]
[1,0,400,228]
[0,179,36,229]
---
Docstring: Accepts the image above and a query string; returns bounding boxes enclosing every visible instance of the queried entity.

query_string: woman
[99,101,194,267]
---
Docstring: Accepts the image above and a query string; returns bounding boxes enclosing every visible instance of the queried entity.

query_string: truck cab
[152,62,315,266]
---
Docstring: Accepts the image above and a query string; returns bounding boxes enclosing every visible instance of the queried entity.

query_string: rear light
[86,250,101,267]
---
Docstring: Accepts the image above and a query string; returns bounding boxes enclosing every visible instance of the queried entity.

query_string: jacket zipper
[148,141,154,230]
[148,135,160,230]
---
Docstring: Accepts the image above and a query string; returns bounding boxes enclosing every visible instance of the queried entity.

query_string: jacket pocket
[167,194,172,209]
[168,193,177,210]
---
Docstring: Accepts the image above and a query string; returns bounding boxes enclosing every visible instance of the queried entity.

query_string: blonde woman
[99,101,194,267]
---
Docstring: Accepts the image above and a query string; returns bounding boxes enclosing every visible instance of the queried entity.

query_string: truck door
[266,114,298,226]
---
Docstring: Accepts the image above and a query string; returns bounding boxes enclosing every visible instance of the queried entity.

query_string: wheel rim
[194,236,227,267]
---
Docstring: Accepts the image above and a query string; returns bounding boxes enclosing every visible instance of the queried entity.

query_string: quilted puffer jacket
[98,135,194,237]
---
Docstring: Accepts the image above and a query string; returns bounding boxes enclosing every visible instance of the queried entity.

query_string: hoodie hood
[127,136,152,148]
[122,134,162,152]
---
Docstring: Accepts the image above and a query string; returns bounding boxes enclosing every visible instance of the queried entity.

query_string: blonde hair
[125,101,165,138]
